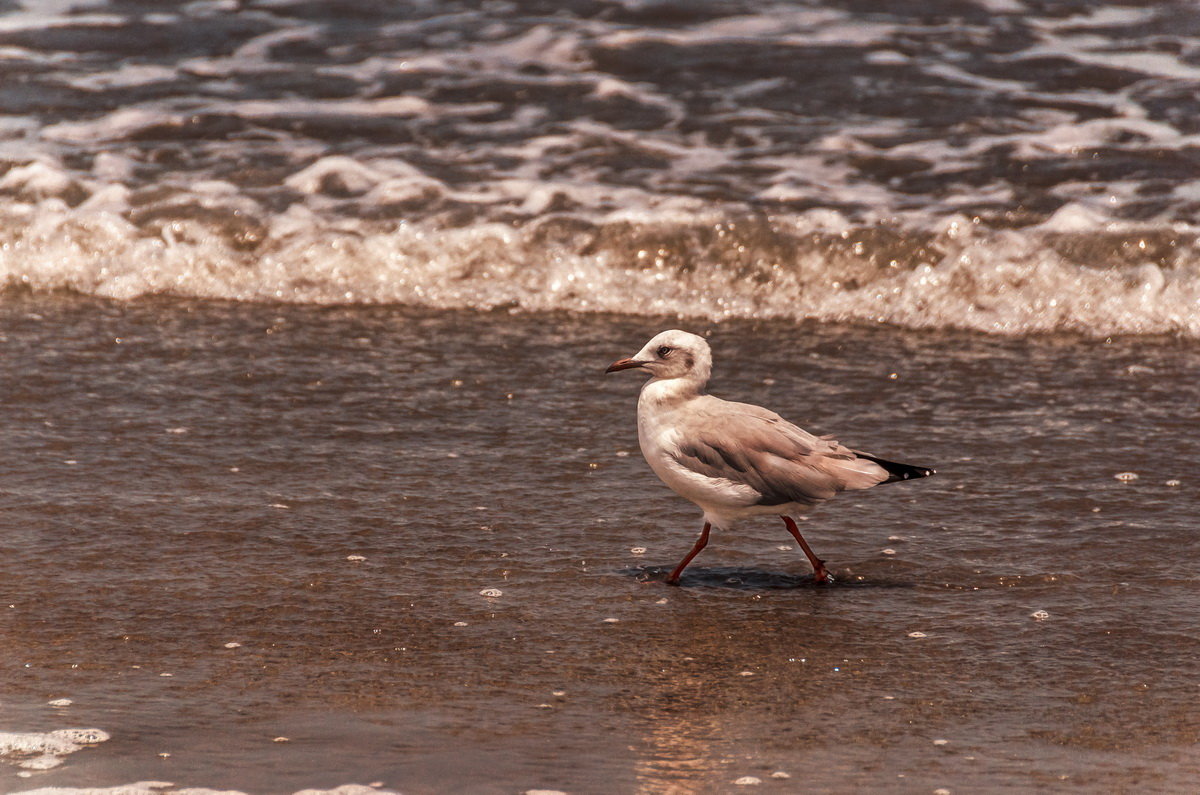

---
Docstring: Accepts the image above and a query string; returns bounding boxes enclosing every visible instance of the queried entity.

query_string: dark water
[1,294,1197,792]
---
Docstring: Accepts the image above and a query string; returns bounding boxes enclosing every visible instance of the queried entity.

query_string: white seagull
[605,330,934,585]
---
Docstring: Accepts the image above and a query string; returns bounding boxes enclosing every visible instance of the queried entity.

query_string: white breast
[636,382,760,516]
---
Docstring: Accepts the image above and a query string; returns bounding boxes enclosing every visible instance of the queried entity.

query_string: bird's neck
[639,375,705,411]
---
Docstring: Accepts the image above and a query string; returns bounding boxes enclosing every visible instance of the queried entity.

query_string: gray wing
[671,398,888,506]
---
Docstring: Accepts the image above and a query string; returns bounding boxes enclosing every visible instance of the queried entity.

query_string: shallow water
[2,1,1200,788]
[1,295,1197,792]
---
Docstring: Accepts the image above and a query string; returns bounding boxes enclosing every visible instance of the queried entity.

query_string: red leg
[782,516,833,584]
[666,522,711,586]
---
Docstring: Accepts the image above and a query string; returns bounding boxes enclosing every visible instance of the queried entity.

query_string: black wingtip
[861,455,936,484]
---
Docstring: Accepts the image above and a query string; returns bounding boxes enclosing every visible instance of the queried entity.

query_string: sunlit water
[1,295,1197,792]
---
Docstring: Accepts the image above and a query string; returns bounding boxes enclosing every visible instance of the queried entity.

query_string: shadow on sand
[620,565,917,590]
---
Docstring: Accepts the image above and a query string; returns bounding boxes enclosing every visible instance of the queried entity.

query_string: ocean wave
[1,179,1195,337]
[2,0,1200,336]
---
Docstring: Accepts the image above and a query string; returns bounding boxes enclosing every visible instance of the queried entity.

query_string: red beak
[605,357,645,374]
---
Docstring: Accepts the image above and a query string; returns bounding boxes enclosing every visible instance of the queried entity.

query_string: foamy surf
[1,183,1196,336]
[11,785,397,795]
[0,728,109,771]
[2,0,1200,335]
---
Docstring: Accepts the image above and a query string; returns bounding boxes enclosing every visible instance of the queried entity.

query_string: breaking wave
[1,0,1199,336]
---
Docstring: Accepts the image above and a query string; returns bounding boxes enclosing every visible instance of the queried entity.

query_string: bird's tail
[858,454,936,484]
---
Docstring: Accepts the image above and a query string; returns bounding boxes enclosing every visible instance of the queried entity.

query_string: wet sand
[1,295,1198,792]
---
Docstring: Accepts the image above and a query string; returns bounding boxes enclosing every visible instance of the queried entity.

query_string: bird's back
[660,393,893,507]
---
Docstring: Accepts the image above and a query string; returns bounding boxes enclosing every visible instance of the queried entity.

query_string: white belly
[636,390,761,523]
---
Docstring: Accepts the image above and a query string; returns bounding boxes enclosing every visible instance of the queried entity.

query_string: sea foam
[2,0,1200,337]
[0,727,110,771]
[1,183,1196,337]
[13,785,397,795]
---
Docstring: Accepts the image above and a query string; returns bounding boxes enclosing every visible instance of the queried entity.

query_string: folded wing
[670,398,891,507]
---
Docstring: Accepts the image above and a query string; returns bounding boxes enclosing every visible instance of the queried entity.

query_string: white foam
[0,12,121,35]
[482,25,584,70]
[228,24,323,62]
[2,191,1199,337]
[284,156,438,198]
[864,50,909,65]
[42,108,176,144]
[4,1,1200,339]
[1018,118,1185,157]
[58,63,178,91]
[601,6,846,47]
[284,156,382,196]
[41,94,433,145]
[0,727,110,771]
[220,96,432,121]
[13,784,180,795]
[793,20,896,46]
[0,158,80,201]
[293,787,397,795]
[12,784,397,795]
[1038,203,1111,233]
[974,0,1025,11]
[1034,6,1163,31]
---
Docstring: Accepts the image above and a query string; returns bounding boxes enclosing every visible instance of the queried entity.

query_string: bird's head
[605,329,712,386]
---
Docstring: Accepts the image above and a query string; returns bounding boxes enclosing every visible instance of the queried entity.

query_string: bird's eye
[657,346,672,357]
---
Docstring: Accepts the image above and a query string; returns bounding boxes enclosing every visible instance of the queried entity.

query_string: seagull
[605,329,934,585]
